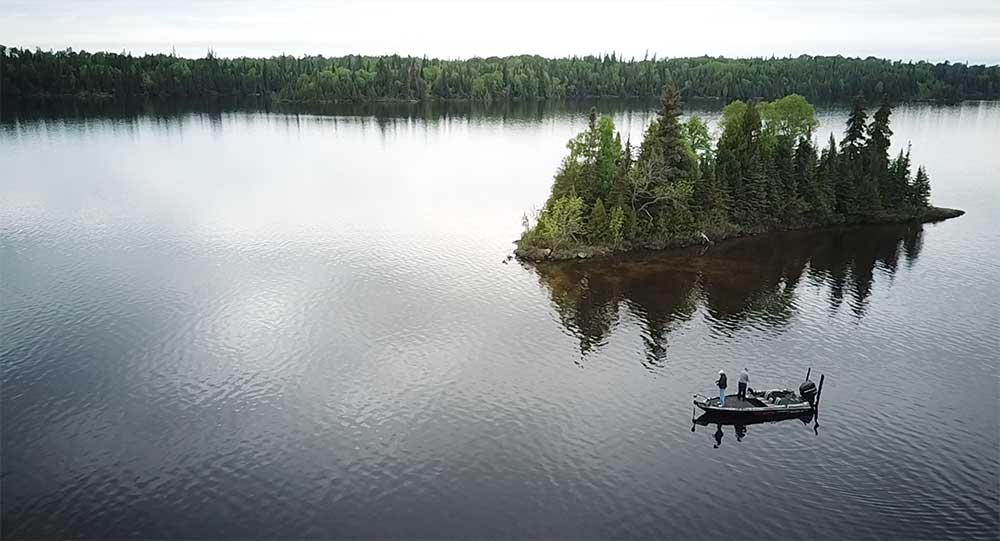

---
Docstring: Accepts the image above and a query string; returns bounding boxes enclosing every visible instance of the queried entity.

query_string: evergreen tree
[818,134,843,213]
[717,101,767,225]
[867,101,894,205]
[636,85,698,185]
[607,136,634,207]
[889,145,913,209]
[547,110,620,207]
[855,174,882,212]
[770,135,799,223]
[910,166,931,208]
[840,95,869,213]
[588,198,610,242]
[842,95,868,159]
[691,156,728,224]
[794,136,827,218]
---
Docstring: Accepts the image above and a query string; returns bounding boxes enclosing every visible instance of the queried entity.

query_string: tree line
[518,88,937,256]
[2,46,998,103]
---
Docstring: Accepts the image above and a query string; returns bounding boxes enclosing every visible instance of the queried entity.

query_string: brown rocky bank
[514,206,965,262]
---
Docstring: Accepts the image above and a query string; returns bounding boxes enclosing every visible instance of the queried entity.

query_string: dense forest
[516,88,953,260]
[2,46,999,103]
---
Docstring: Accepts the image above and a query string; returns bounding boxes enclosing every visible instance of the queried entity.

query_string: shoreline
[514,206,965,262]
[3,93,981,106]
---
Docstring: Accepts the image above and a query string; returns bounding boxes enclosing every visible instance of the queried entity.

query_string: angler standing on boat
[716,370,727,407]
[738,367,750,401]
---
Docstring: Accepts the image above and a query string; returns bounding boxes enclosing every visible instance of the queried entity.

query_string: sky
[2,0,998,64]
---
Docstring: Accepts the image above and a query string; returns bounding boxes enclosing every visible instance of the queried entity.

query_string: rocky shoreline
[514,206,965,262]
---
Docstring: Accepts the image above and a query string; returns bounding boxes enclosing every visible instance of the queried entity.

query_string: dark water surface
[2,100,998,539]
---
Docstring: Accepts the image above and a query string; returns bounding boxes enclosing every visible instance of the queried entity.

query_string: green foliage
[549,110,622,207]
[637,86,699,185]
[536,195,585,248]
[770,135,803,223]
[842,95,869,163]
[6,48,996,102]
[794,137,831,218]
[887,146,913,209]
[608,206,626,246]
[683,116,713,162]
[868,101,895,203]
[761,94,818,141]
[910,166,931,208]
[720,100,748,134]
[692,154,728,223]
[588,198,610,242]
[519,89,938,254]
[855,175,883,211]
[717,100,768,224]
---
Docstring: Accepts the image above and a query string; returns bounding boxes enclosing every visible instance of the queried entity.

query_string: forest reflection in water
[1,94,666,124]
[528,222,925,365]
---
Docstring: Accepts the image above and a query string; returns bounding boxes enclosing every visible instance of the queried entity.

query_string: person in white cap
[716,370,728,407]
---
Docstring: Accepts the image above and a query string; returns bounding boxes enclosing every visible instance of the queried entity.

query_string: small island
[515,87,964,261]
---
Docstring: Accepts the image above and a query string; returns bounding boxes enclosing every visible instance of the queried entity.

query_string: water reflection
[1,95,666,124]
[693,411,817,448]
[530,223,925,361]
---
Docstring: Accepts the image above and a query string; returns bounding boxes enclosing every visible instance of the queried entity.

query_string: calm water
[2,99,998,539]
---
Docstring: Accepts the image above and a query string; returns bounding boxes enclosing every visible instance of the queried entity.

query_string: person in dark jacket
[716,370,727,407]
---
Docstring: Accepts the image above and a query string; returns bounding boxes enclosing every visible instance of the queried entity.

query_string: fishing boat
[693,371,823,418]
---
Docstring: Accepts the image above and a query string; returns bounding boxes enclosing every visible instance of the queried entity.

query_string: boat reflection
[692,410,818,448]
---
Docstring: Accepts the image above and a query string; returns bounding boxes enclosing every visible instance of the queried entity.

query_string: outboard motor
[799,379,818,407]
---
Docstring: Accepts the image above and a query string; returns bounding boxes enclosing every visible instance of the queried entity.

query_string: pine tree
[588,198,610,242]
[910,166,931,208]
[607,136,633,208]
[794,136,826,218]
[622,137,634,173]
[716,100,766,225]
[855,174,882,211]
[691,156,728,224]
[840,95,869,213]
[867,101,894,205]
[889,145,913,209]
[842,95,868,162]
[819,134,845,213]
[636,85,698,185]
[770,135,799,223]
[548,111,620,208]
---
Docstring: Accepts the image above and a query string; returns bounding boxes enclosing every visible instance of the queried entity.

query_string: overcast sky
[3,0,998,64]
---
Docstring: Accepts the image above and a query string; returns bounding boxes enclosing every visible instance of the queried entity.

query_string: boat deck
[716,395,766,408]
[699,392,811,412]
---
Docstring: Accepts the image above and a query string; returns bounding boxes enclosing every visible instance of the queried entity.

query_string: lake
[2,98,998,539]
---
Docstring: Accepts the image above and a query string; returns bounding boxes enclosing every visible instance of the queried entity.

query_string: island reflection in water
[527,222,924,364]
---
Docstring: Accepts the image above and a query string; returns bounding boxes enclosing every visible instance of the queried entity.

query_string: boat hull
[693,389,813,417]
